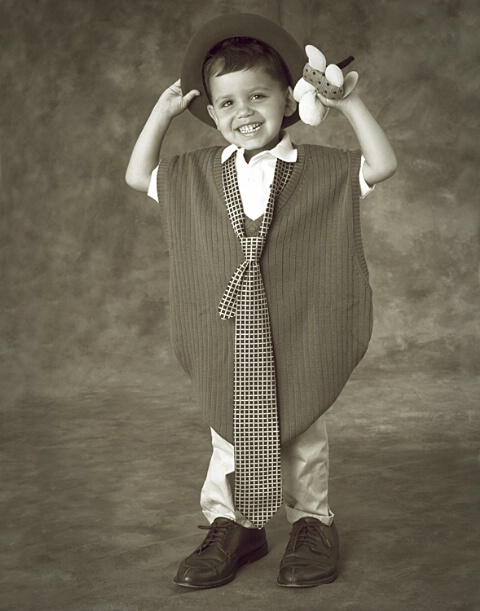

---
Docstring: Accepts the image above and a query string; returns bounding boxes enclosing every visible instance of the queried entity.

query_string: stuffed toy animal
[293,45,359,126]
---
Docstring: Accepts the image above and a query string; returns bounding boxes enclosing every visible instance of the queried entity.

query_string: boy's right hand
[125,80,200,192]
[157,79,200,119]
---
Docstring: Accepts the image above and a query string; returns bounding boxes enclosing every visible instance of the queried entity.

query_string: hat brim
[180,13,306,129]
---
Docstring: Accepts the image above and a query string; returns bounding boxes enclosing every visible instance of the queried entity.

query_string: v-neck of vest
[212,144,306,217]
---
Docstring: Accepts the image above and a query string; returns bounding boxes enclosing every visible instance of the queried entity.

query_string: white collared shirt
[148,132,374,219]
[220,132,297,220]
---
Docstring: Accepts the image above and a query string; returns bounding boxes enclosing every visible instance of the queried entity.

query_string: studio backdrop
[1,0,478,407]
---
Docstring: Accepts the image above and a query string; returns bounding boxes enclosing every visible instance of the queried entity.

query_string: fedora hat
[180,13,306,128]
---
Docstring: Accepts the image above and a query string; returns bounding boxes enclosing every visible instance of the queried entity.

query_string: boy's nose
[237,102,253,117]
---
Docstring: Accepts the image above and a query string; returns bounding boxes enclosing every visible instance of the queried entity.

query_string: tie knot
[240,236,265,262]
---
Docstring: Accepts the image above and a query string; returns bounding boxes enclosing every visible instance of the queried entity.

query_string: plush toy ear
[305,45,326,72]
[342,71,359,98]
[325,64,344,88]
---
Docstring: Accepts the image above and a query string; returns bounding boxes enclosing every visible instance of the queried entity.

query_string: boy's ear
[207,105,219,128]
[284,86,297,118]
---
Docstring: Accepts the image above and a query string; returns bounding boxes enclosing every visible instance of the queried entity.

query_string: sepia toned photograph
[1,1,478,609]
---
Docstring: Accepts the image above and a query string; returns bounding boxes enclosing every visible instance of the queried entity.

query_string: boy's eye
[220,100,233,108]
[251,94,265,101]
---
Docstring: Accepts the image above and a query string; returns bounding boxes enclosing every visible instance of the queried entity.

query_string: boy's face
[207,67,296,161]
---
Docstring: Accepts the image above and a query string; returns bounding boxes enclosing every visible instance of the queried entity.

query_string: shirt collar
[221,131,298,164]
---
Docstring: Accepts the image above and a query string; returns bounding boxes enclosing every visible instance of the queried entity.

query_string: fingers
[316,93,335,108]
[171,79,200,101]
[184,89,201,104]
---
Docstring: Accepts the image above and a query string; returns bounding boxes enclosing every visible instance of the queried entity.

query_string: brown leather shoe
[277,517,339,587]
[174,517,268,588]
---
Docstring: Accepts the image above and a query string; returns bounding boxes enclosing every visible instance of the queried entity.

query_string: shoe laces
[290,520,331,552]
[196,519,231,553]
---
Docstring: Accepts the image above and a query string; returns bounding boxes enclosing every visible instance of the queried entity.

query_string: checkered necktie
[219,153,293,528]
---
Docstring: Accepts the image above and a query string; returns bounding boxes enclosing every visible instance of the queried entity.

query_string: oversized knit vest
[156,144,373,447]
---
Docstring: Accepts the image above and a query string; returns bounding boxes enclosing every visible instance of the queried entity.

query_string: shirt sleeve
[359,155,375,199]
[147,166,159,202]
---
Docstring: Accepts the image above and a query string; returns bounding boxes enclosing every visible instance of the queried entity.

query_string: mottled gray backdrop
[1,0,479,407]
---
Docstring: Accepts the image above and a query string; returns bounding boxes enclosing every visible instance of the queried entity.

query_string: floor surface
[1,349,479,611]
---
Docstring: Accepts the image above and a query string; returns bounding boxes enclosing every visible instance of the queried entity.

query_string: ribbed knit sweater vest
[156,145,373,446]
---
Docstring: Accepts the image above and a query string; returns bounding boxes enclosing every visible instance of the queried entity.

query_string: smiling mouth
[237,123,263,135]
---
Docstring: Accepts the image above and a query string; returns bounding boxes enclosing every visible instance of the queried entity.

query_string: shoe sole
[173,542,269,589]
[277,571,338,588]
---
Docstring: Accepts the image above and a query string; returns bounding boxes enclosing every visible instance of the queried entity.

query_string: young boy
[126,13,396,589]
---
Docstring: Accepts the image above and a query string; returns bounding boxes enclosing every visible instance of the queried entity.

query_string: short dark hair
[202,37,291,102]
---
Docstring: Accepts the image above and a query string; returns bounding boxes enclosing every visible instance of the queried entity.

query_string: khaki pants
[201,414,333,528]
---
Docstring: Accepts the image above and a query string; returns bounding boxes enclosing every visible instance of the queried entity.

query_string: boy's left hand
[316,90,358,114]
[316,73,360,113]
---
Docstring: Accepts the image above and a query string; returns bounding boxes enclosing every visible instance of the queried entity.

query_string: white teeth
[238,123,262,134]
